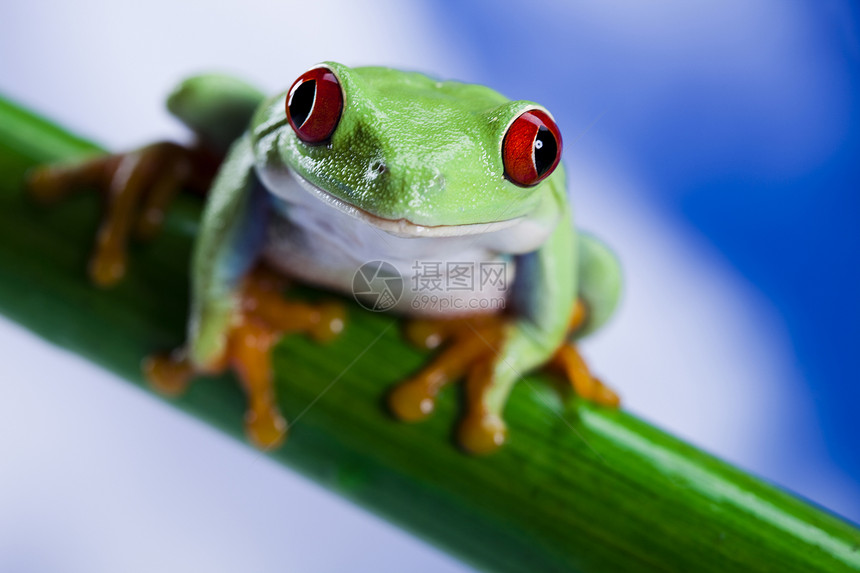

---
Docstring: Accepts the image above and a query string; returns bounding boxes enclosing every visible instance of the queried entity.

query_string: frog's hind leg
[546,232,623,406]
[28,140,217,287]
[546,300,620,407]
[26,74,265,287]
[98,143,201,286]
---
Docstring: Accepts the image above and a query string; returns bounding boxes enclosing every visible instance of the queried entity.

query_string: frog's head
[274,61,563,237]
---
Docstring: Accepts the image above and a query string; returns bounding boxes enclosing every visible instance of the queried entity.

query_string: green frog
[28,62,622,454]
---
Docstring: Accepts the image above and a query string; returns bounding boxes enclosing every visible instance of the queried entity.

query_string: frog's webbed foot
[143,266,346,449]
[26,142,218,287]
[388,314,511,454]
[389,300,619,455]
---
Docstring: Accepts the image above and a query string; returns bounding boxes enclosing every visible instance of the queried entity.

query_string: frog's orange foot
[142,349,194,397]
[547,343,620,408]
[388,314,511,454]
[26,142,217,287]
[143,266,346,450]
[391,300,619,455]
[459,410,508,455]
[244,407,288,450]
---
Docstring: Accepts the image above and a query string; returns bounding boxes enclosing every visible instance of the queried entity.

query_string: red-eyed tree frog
[28,62,622,454]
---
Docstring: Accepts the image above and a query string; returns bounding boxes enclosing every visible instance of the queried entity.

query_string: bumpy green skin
[184,62,622,423]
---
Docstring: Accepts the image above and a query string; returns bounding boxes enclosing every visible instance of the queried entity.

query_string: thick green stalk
[0,95,857,573]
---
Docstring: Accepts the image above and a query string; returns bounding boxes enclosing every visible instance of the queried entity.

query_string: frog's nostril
[366,160,387,181]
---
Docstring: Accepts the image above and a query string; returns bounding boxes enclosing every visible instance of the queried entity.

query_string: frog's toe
[309,301,346,343]
[142,350,194,397]
[89,243,128,288]
[244,408,288,450]
[388,377,438,421]
[548,343,620,408]
[459,412,508,455]
[590,377,620,408]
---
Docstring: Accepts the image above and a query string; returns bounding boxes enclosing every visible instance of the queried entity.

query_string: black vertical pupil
[289,79,316,127]
[534,126,558,176]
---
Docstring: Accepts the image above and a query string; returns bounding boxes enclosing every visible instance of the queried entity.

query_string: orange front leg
[389,299,619,455]
[144,266,345,449]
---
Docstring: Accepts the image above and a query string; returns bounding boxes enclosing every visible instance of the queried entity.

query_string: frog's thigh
[166,74,265,153]
[573,233,622,338]
[545,233,622,406]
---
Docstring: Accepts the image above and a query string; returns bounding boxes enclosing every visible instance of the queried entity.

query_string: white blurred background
[0,1,857,571]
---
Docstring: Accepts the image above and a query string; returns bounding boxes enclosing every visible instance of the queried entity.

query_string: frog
[27,62,622,454]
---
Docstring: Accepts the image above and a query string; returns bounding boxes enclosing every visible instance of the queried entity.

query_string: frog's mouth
[289,170,524,239]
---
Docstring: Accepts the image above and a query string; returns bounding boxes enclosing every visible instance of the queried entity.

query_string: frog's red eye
[286,66,343,144]
[502,109,562,187]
